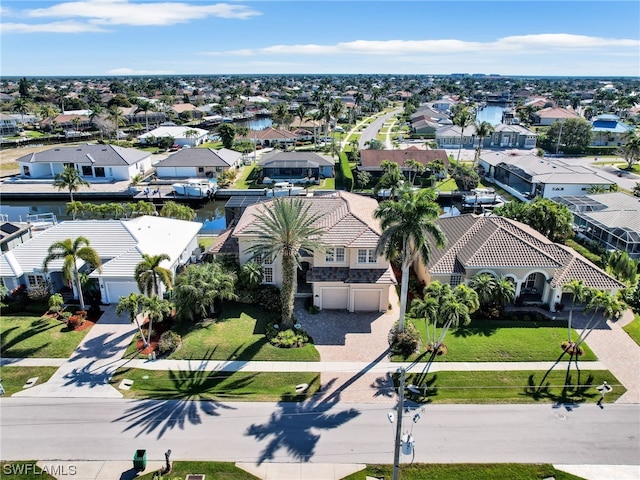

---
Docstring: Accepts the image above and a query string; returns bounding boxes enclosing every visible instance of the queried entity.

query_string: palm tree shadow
[1,319,59,357]
[245,378,361,465]
[112,350,239,439]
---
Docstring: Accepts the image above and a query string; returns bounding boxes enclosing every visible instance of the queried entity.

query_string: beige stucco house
[213,191,396,312]
[415,214,623,312]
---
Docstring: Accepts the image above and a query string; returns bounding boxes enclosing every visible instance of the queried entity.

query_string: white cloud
[201,34,640,57]
[106,67,176,75]
[0,21,108,34]
[26,1,261,26]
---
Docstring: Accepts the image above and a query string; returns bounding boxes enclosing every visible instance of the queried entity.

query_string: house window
[23,166,30,177]
[254,254,273,265]
[263,267,273,284]
[450,274,462,287]
[357,249,377,263]
[94,167,105,177]
[325,247,345,263]
[216,167,223,173]
[198,167,204,173]
[82,165,93,176]
[27,274,46,287]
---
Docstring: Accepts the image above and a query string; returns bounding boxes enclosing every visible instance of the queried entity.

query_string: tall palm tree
[374,160,404,199]
[473,121,494,168]
[453,107,474,163]
[272,103,289,129]
[374,184,446,333]
[244,198,327,329]
[53,165,90,203]
[43,237,102,310]
[136,99,153,132]
[141,295,172,345]
[574,288,623,350]
[108,106,125,144]
[116,292,148,347]
[564,279,587,345]
[134,253,173,297]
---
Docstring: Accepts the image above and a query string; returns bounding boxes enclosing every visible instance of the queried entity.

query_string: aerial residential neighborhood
[1,1,639,480]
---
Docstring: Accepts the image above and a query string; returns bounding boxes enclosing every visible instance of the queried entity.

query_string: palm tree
[574,288,623,350]
[136,99,153,132]
[468,273,497,310]
[272,103,289,129]
[239,261,264,289]
[43,237,102,310]
[141,294,172,345]
[453,107,474,163]
[134,253,173,297]
[493,276,516,312]
[404,158,425,185]
[172,262,237,322]
[564,279,587,345]
[53,165,90,203]
[620,131,640,170]
[116,292,148,347]
[13,98,30,126]
[473,121,494,168]
[108,106,125,144]
[374,184,446,333]
[373,160,404,199]
[244,197,327,329]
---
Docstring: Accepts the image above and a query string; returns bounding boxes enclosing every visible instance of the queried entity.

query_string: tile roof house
[553,192,640,258]
[532,107,580,126]
[415,214,624,312]
[242,127,298,148]
[154,147,243,179]
[0,216,203,304]
[480,151,614,201]
[211,191,396,312]
[15,143,153,182]
[590,114,635,147]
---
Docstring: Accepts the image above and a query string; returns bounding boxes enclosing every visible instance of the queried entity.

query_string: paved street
[1,398,638,467]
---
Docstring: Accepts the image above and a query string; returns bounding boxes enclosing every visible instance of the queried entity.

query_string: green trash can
[133,449,147,471]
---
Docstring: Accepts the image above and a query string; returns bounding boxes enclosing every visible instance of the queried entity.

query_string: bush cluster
[388,321,420,358]
[266,323,310,348]
[236,284,282,313]
[158,330,182,354]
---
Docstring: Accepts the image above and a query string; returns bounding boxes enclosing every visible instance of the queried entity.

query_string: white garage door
[105,281,139,304]
[322,288,349,310]
[354,290,381,312]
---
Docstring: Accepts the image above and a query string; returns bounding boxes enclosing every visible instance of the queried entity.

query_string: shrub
[158,331,182,354]
[266,323,310,348]
[48,293,65,313]
[388,321,420,358]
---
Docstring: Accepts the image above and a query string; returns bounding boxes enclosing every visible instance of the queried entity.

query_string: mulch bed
[135,318,174,355]
[45,309,103,332]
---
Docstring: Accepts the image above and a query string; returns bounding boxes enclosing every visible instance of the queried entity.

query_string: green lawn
[0,366,58,396]
[401,369,623,404]
[137,461,259,480]
[344,463,585,480]
[0,314,93,358]
[396,318,597,362]
[0,462,57,480]
[623,314,640,346]
[197,235,217,251]
[126,302,320,362]
[111,368,320,402]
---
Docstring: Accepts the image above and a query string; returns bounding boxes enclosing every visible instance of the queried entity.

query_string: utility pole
[393,367,406,480]
[555,120,564,155]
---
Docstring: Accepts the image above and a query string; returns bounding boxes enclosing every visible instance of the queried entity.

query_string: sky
[1,0,639,77]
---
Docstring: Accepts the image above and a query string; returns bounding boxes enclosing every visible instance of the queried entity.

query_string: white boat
[462,188,505,209]
[172,179,217,198]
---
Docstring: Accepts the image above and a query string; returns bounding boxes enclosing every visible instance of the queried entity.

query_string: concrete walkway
[10,305,137,398]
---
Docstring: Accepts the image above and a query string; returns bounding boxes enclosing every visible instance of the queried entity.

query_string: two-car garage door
[104,281,139,304]
[321,288,381,312]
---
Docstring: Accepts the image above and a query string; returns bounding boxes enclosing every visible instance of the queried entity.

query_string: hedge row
[338,152,354,192]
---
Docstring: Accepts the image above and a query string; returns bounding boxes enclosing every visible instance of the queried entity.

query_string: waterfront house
[532,107,580,126]
[154,147,243,179]
[211,191,396,312]
[590,114,634,147]
[0,216,202,304]
[15,143,153,182]
[258,151,334,183]
[357,148,448,180]
[415,214,624,312]
[138,125,209,148]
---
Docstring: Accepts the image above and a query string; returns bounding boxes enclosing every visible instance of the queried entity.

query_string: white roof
[0,216,202,279]
[138,126,208,140]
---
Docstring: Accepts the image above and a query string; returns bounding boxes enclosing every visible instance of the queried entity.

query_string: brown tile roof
[209,228,238,255]
[427,215,623,290]
[233,191,381,248]
[308,266,396,284]
[359,149,449,170]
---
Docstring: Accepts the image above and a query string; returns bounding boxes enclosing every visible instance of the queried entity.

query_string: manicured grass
[623,314,640,346]
[0,366,58,396]
[126,302,320,362]
[434,177,458,192]
[0,314,92,358]
[397,318,597,362]
[137,461,260,479]
[111,368,320,402]
[401,370,623,404]
[344,463,585,480]
[197,235,217,251]
[0,462,57,479]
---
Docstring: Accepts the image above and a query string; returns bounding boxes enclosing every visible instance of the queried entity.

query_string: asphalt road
[357,109,403,149]
[1,398,638,466]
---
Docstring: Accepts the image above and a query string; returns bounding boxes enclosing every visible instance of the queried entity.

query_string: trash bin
[133,449,147,471]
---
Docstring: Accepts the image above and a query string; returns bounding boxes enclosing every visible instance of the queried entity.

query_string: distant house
[258,151,334,183]
[212,191,396,312]
[0,221,33,253]
[40,114,92,132]
[415,214,624,312]
[489,124,538,149]
[590,114,634,147]
[479,151,614,200]
[154,148,243,179]
[553,192,640,258]
[435,124,477,149]
[244,127,298,148]
[358,148,449,180]
[0,216,202,304]
[532,107,580,126]
[0,113,19,136]
[170,103,202,119]
[138,126,209,147]
[15,144,153,182]
[432,97,458,113]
